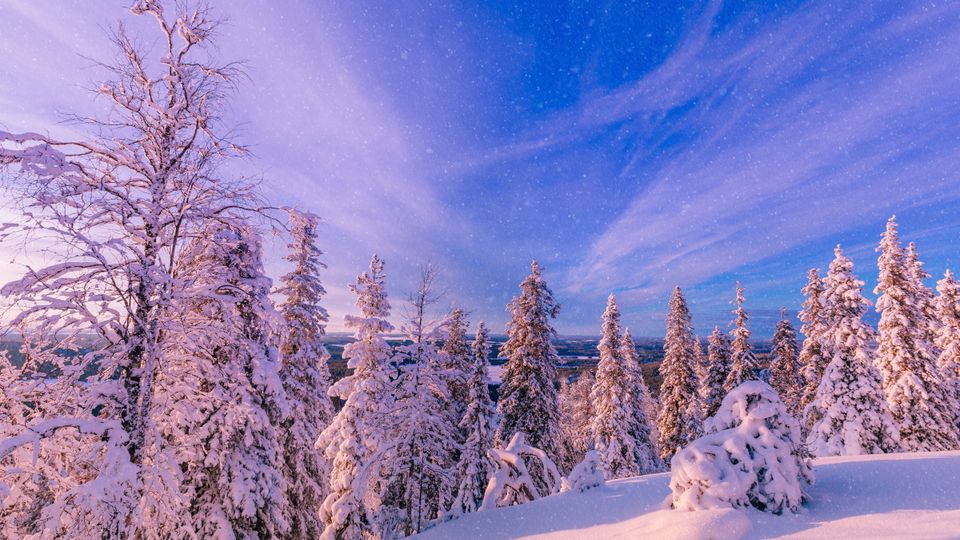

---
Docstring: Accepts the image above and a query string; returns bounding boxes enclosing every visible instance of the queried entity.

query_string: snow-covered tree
[317,255,395,540]
[495,261,562,480]
[657,287,701,463]
[590,294,643,479]
[701,327,732,419]
[449,322,496,517]
[769,309,802,415]
[907,242,941,352]
[0,3,273,536]
[621,329,662,473]
[480,433,561,510]
[798,268,829,433]
[378,265,459,537]
[936,270,960,433]
[670,381,812,515]
[874,217,959,451]
[805,246,899,457]
[557,372,595,473]
[161,224,288,539]
[559,451,605,493]
[276,209,333,539]
[441,307,472,419]
[0,343,112,538]
[724,283,758,392]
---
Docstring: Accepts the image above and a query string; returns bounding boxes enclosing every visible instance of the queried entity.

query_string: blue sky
[2,0,960,337]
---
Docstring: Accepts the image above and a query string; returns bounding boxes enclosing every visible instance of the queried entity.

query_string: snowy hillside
[418,451,960,540]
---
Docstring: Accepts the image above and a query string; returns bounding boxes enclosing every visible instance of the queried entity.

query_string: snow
[417,451,960,540]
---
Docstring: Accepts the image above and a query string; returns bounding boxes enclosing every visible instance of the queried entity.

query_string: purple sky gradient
[2,0,960,337]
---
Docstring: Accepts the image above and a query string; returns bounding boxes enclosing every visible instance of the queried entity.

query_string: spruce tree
[769,309,802,415]
[276,210,333,539]
[317,256,395,540]
[657,287,701,463]
[621,329,662,472]
[496,261,563,468]
[379,266,458,537]
[936,270,960,435]
[162,224,288,538]
[701,327,732,419]
[724,282,758,392]
[690,336,707,416]
[875,217,959,451]
[590,295,641,478]
[442,307,473,417]
[907,242,941,351]
[449,322,496,517]
[558,372,595,473]
[798,268,829,433]
[806,246,899,456]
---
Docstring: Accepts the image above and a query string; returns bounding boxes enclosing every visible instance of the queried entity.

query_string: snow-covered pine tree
[495,261,563,474]
[701,327,732,419]
[724,283,758,392]
[657,287,702,463]
[798,268,829,433]
[276,209,334,539]
[671,381,812,515]
[690,336,707,416]
[449,321,497,517]
[379,265,459,537]
[935,270,960,433]
[906,242,941,353]
[874,217,959,451]
[557,372,595,473]
[0,3,272,536]
[162,223,288,539]
[316,255,395,540]
[441,307,473,418]
[590,295,642,479]
[621,329,662,473]
[805,246,900,456]
[769,308,802,415]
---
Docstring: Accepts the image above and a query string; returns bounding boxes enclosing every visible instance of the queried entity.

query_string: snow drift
[417,451,960,540]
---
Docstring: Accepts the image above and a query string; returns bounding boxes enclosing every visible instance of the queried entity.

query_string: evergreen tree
[379,265,459,537]
[496,261,563,470]
[798,269,829,433]
[907,242,941,352]
[657,287,701,463]
[276,210,333,539]
[769,309,802,415]
[441,307,473,418]
[590,295,642,478]
[724,282,758,392]
[701,327,732,419]
[621,329,662,473]
[935,270,960,434]
[558,372,595,474]
[875,217,959,451]
[690,336,707,416]
[317,256,395,540]
[806,246,899,456]
[162,224,289,538]
[449,322,496,517]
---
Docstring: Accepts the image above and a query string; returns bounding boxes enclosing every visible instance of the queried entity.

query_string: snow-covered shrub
[560,450,604,493]
[669,381,812,515]
[480,432,561,510]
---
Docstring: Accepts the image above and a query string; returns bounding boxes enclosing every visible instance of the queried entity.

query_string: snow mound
[417,451,960,539]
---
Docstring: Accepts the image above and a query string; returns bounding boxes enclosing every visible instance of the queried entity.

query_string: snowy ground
[419,451,960,539]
